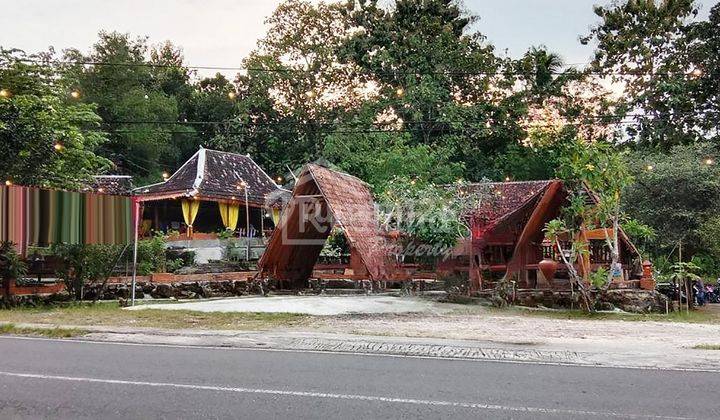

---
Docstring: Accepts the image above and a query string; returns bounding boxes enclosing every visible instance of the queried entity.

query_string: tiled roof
[464,180,554,227]
[86,176,134,195]
[134,148,286,205]
[259,164,391,282]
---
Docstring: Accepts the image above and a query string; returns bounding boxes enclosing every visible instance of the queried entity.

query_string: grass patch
[0,323,86,338]
[494,306,720,324]
[692,343,720,350]
[0,302,308,331]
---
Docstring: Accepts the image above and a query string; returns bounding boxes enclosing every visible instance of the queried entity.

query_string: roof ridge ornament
[193,148,207,191]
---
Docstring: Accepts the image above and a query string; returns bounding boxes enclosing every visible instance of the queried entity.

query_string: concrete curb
[6,321,720,372]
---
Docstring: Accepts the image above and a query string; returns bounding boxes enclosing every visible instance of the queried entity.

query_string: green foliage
[135,235,167,275]
[0,242,27,282]
[63,32,195,182]
[52,243,124,299]
[0,48,111,188]
[585,1,719,148]
[624,142,720,258]
[589,266,609,289]
[622,218,656,257]
[320,227,350,259]
[378,178,471,253]
[323,129,463,193]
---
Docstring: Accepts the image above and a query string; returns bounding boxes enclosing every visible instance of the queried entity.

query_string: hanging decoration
[0,185,133,253]
[218,202,239,231]
[181,199,200,237]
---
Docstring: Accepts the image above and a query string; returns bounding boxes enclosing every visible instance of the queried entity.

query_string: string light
[704,158,715,165]
[227,91,236,100]
[396,87,404,97]
[691,68,703,77]
[53,142,64,151]
[504,176,511,182]
[276,176,283,183]
[162,171,170,180]
[305,90,315,98]
[70,90,81,99]
[4,180,12,186]
[97,187,104,193]
[0,89,9,98]
[410,179,416,185]
[645,164,654,171]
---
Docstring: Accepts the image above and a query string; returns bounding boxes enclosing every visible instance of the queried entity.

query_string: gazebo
[133,148,289,242]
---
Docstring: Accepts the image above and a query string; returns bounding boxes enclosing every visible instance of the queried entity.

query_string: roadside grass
[499,306,720,324]
[692,343,720,350]
[0,323,86,338]
[0,302,308,331]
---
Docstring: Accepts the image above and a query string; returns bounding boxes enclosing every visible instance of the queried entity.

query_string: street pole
[131,197,140,306]
[243,181,250,261]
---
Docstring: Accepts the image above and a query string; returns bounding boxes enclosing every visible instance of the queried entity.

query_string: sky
[1,0,715,78]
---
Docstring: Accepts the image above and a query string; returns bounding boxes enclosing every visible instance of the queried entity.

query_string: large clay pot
[538,258,558,281]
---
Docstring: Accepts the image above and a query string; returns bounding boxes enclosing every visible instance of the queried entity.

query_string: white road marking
[1,335,719,374]
[0,370,694,419]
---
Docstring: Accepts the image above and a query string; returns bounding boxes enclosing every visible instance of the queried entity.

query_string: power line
[4,58,706,78]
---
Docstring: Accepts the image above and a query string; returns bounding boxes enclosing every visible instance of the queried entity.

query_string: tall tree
[339,0,523,181]
[584,0,719,148]
[63,32,187,182]
[0,48,110,188]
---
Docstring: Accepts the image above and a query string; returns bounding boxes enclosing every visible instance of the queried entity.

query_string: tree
[584,0,719,148]
[0,48,111,189]
[544,139,634,311]
[377,177,473,262]
[63,32,188,183]
[623,142,720,260]
[323,120,463,193]
[339,0,525,181]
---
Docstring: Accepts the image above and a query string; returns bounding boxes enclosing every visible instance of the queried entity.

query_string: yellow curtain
[272,208,281,225]
[218,202,240,231]
[181,199,200,236]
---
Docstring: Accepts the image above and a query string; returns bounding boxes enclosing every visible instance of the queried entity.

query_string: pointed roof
[134,148,289,205]
[464,180,554,228]
[259,164,391,283]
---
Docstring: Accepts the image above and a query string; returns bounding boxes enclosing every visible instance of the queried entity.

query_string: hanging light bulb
[53,142,64,151]
[276,176,283,183]
[228,91,237,100]
[162,171,170,180]
[4,179,12,186]
[396,87,404,97]
[505,176,511,182]
[646,164,654,171]
[704,158,715,165]
[70,90,81,99]
[0,89,9,98]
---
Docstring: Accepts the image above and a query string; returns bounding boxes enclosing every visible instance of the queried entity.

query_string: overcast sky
[1,0,715,78]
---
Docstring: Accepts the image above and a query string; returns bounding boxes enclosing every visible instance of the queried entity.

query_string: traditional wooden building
[133,148,289,241]
[440,180,644,291]
[258,164,391,288]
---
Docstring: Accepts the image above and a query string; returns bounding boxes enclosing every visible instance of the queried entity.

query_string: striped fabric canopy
[0,185,133,251]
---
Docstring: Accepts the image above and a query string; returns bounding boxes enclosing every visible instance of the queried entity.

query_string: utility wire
[3,58,706,78]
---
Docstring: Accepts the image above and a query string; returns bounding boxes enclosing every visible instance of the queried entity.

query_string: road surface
[0,336,716,419]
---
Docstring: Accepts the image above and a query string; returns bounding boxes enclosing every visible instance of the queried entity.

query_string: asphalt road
[0,336,717,419]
